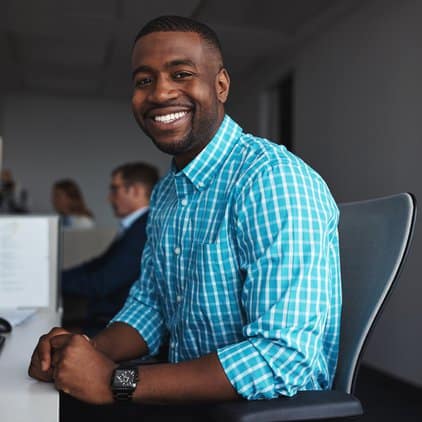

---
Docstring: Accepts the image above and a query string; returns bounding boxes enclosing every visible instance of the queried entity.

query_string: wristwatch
[110,366,139,402]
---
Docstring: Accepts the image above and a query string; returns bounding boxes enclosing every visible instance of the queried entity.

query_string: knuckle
[39,334,48,343]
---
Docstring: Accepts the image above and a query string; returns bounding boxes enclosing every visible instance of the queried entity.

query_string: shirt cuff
[217,339,281,400]
[110,297,165,356]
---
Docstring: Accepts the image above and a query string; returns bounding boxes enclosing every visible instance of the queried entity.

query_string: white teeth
[154,111,187,124]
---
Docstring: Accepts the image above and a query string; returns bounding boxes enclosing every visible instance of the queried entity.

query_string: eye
[134,77,152,88]
[173,71,193,80]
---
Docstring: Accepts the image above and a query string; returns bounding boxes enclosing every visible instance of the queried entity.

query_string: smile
[153,111,188,124]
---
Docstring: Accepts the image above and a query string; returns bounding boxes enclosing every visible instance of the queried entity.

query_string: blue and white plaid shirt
[112,115,341,400]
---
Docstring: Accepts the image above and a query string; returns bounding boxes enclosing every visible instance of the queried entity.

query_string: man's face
[131,31,230,168]
[108,173,138,218]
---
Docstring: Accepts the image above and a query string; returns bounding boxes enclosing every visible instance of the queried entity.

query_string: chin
[153,134,195,156]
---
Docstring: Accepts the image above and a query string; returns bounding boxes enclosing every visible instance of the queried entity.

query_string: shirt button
[181,198,188,206]
[174,247,181,255]
[176,295,182,303]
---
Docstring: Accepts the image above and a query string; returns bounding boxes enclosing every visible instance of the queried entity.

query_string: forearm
[92,322,148,362]
[133,353,239,403]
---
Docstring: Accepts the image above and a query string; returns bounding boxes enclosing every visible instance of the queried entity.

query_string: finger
[51,349,62,369]
[52,362,59,382]
[61,387,71,395]
[52,365,71,395]
[36,327,69,372]
[50,333,73,350]
[36,334,53,372]
[28,356,53,382]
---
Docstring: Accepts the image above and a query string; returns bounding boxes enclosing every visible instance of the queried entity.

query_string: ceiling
[0,0,361,99]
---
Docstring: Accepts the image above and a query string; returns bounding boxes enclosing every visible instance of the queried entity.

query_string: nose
[148,75,178,104]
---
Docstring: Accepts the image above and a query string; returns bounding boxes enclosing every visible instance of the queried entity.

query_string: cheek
[131,96,139,114]
[118,196,130,210]
[131,95,142,118]
[192,84,218,110]
[132,90,147,109]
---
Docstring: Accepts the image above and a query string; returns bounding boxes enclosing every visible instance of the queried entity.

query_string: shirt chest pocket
[187,240,241,296]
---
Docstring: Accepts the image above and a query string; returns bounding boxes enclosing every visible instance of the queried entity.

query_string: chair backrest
[333,193,416,394]
[61,227,116,269]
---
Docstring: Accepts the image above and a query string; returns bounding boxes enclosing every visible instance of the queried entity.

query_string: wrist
[99,360,118,405]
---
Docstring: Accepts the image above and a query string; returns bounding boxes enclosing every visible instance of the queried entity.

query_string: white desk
[0,310,61,422]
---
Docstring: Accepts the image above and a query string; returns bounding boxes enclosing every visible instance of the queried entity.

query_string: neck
[174,112,225,170]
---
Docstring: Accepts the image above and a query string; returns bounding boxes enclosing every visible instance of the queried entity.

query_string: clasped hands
[28,327,117,404]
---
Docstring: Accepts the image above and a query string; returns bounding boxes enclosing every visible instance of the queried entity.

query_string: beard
[150,127,197,156]
[139,108,220,158]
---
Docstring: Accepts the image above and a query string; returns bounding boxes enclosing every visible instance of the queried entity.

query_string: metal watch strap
[113,390,135,401]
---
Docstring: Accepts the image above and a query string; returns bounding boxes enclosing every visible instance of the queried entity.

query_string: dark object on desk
[0,317,12,333]
[0,335,5,351]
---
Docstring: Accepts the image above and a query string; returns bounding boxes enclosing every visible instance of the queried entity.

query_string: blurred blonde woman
[52,179,94,229]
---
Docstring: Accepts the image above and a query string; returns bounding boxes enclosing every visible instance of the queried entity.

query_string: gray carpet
[355,365,422,421]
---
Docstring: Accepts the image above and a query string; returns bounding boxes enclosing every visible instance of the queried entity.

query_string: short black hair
[134,15,223,63]
[112,162,159,197]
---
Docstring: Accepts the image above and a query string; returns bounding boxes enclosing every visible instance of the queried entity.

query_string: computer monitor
[0,215,60,311]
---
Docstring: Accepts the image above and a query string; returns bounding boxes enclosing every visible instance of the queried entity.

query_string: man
[29,16,341,406]
[62,162,159,335]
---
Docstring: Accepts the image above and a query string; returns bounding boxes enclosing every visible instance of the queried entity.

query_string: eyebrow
[132,59,197,80]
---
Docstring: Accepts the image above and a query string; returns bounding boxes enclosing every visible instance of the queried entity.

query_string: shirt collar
[120,206,149,231]
[172,115,242,191]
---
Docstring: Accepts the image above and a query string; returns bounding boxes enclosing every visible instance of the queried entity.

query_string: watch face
[113,369,136,388]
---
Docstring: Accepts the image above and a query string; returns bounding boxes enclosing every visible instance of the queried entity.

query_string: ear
[132,183,148,200]
[215,68,230,103]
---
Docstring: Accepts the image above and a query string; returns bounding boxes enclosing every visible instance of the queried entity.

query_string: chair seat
[210,390,363,422]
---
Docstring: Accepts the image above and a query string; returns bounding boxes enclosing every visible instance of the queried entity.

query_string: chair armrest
[210,390,363,422]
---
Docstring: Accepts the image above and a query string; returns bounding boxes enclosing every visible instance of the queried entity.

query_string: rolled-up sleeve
[217,160,341,399]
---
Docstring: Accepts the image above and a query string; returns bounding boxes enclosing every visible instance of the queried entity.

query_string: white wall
[2,94,171,226]
[231,0,422,386]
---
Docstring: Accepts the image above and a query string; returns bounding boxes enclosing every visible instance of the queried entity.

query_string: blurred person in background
[0,168,29,213]
[52,179,95,229]
[61,162,159,336]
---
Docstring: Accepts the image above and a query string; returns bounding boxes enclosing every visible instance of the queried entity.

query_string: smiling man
[29,16,341,411]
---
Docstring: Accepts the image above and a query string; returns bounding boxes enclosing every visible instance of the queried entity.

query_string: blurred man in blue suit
[62,162,159,335]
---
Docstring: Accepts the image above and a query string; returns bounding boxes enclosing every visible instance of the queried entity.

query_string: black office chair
[208,192,416,422]
[67,193,415,422]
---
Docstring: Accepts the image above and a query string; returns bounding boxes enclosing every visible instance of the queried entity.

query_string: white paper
[0,308,37,327]
[0,218,50,307]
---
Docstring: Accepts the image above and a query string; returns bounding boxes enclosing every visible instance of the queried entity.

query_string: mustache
[144,101,194,116]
